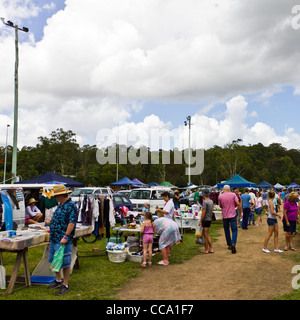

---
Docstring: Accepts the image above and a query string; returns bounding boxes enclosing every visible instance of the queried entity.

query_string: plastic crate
[126,253,144,263]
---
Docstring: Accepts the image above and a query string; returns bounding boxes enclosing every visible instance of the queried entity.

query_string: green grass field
[0,219,299,300]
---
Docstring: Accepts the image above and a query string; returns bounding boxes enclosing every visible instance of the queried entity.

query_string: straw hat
[28,198,38,205]
[53,185,72,196]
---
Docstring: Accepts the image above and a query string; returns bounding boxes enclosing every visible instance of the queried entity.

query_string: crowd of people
[197,185,300,255]
[0,182,299,296]
[138,185,300,268]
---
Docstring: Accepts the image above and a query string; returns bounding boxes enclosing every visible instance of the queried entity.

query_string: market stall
[174,204,222,232]
[0,223,93,294]
[31,223,93,277]
[0,229,48,294]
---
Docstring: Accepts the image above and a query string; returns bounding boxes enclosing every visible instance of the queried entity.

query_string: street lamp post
[184,116,192,185]
[0,18,29,183]
[3,124,10,184]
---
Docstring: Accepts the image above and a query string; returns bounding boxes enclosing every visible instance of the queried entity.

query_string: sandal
[284,246,289,251]
[158,260,169,266]
[201,251,209,254]
[290,247,297,251]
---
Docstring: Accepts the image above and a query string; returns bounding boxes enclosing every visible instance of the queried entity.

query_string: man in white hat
[218,185,241,254]
[47,185,77,295]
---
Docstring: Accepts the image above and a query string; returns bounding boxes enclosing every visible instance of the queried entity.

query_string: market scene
[0,173,299,299]
[1,0,300,304]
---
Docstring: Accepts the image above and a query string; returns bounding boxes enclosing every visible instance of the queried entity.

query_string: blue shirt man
[48,185,78,295]
[49,198,78,244]
[241,193,251,209]
[240,189,252,229]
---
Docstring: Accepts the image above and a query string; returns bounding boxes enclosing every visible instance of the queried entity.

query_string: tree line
[1,129,300,187]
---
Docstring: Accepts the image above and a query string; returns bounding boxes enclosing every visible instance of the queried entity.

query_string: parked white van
[129,187,174,213]
[70,187,114,202]
[0,183,57,229]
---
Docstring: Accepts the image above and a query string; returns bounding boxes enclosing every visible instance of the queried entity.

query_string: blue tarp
[15,172,84,187]
[217,174,257,188]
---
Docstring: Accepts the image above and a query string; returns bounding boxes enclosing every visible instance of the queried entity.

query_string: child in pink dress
[141,212,156,267]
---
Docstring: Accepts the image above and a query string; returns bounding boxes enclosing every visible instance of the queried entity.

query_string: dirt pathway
[116,212,298,300]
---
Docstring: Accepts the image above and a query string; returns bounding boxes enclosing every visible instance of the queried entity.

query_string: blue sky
[22,0,66,42]
[0,0,300,150]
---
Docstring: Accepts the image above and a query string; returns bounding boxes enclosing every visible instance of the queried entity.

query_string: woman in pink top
[283,192,299,251]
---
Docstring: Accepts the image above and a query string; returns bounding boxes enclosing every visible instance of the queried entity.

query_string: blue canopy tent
[110,177,140,187]
[274,183,284,189]
[287,182,300,189]
[257,181,273,189]
[186,183,199,189]
[148,182,159,187]
[15,171,84,187]
[217,174,257,188]
[132,178,147,186]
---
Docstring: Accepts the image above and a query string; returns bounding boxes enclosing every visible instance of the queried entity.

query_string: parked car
[70,187,113,202]
[129,187,174,212]
[0,183,58,229]
[113,194,133,211]
[113,194,133,222]
[179,192,199,207]
[116,189,132,197]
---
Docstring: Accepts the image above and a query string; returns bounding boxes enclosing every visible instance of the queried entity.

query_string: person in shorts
[47,185,78,295]
[283,192,299,251]
[141,212,156,267]
[262,190,283,253]
[199,189,214,254]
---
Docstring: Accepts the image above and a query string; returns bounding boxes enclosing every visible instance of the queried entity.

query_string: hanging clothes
[104,198,111,238]
[98,197,105,236]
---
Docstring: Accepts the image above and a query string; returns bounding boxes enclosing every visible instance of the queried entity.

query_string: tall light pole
[0,18,29,183]
[3,124,10,184]
[184,116,192,185]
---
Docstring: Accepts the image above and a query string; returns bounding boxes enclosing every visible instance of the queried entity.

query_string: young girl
[141,212,156,267]
[262,190,283,253]
[255,191,263,226]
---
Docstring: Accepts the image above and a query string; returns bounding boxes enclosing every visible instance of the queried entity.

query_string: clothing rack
[76,194,116,240]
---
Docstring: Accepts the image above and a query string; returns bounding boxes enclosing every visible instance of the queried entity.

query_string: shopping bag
[195,225,203,238]
[50,245,65,272]
[195,226,205,245]
[0,266,6,289]
[195,233,205,245]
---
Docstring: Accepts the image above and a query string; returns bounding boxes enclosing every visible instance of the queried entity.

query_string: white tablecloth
[174,216,201,229]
